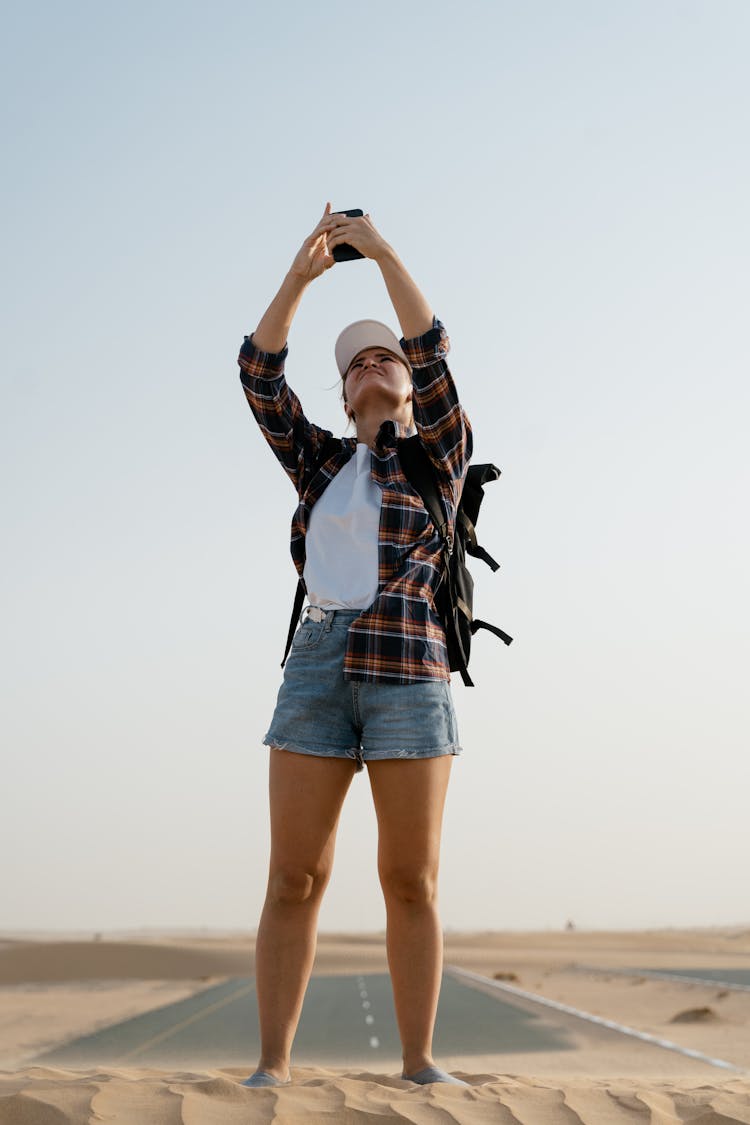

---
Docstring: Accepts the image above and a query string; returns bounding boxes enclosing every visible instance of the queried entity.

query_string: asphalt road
[34,971,574,1068]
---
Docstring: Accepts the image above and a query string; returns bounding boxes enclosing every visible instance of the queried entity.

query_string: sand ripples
[1,1067,749,1124]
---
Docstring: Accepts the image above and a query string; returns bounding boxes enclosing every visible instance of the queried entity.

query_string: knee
[267,864,329,907]
[379,864,437,907]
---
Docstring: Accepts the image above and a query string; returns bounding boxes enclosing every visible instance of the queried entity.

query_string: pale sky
[2,0,748,935]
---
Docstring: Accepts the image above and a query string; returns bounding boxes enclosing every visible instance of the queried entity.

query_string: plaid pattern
[238,317,472,683]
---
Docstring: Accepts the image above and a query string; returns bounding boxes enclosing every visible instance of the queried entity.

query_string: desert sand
[1,927,749,1122]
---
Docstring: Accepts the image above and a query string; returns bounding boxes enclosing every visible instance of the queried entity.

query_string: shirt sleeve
[400,317,473,488]
[237,334,333,497]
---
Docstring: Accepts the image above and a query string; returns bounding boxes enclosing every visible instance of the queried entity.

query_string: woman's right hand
[288,202,338,284]
[250,204,337,354]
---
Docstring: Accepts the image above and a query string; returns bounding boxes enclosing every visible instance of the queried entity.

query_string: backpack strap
[282,580,308,668]
[458,510,500,571]
[281,434,341,668]
[397,435,451,550]
[471,618,513,646]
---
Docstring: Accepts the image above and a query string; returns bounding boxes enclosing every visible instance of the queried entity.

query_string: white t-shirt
[303,443,382,609]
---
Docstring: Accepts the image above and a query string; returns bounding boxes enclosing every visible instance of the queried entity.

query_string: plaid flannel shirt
[238,317,472,684]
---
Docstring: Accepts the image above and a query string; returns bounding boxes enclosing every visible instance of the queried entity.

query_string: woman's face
[343,347,412,418]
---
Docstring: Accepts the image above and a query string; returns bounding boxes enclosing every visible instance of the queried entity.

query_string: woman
[237,203,472,1087]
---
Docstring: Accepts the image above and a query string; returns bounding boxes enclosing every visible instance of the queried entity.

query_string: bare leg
[253,749,356,1080]
[367,755,453,1076]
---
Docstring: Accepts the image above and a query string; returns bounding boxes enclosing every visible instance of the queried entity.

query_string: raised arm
[326,212,433,338]
[239,204,342,495]
[327,213,471,488]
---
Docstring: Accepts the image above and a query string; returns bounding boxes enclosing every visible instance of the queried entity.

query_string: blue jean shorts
[264,608,462,772]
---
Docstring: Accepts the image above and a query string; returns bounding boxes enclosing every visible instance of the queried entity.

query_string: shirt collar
[375,419,417,449]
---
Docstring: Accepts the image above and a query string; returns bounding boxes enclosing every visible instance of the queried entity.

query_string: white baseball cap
[335,319,410,377]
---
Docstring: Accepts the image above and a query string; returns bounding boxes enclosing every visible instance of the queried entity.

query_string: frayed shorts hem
[263,736,462,768]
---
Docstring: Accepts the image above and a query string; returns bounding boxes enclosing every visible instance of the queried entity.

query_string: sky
[2,0,749,936]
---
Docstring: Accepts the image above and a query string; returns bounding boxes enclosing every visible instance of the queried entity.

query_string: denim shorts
[263,608,462,771]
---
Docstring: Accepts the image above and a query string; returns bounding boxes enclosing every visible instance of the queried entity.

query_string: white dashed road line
[356,975,380,1051]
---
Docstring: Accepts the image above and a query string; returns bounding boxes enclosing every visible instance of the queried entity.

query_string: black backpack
[282,434,512,684]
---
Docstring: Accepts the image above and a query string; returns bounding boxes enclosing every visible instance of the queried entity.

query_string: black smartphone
[332,208,365,262]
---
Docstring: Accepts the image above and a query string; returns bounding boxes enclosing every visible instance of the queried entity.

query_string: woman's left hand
[327,212,393,263]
